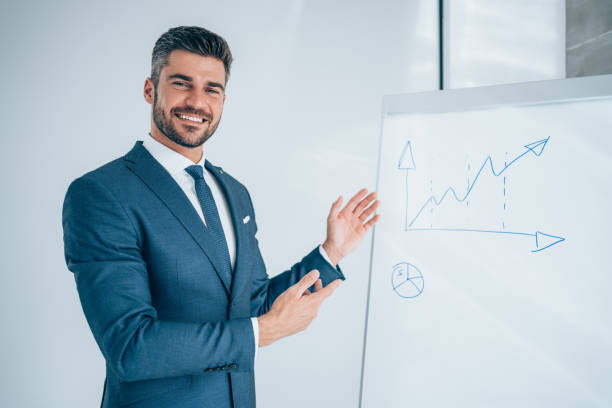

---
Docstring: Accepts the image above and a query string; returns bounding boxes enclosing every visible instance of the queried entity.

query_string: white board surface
[361,75,612,407]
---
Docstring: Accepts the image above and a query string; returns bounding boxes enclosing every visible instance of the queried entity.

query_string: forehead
[161,49,226,83]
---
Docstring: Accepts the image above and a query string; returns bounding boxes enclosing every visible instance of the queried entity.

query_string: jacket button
[229,302,234,310]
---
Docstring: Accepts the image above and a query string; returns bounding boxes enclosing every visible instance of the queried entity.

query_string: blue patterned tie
[185,165,232,285]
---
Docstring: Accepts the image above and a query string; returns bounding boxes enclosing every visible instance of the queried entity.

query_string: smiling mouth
[174,112,208,124]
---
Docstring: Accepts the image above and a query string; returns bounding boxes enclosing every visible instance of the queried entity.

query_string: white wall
[0,1,438,407]
[445,0,566,88]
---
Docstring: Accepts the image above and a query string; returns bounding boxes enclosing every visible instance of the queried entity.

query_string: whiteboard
[360,75,612,408]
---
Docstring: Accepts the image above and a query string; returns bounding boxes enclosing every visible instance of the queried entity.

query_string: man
[62,26,379,408]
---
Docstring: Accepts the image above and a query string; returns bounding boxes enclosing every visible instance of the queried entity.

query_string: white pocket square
[243,215,250,224]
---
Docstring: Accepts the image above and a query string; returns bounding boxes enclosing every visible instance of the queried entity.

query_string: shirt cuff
[251,317,259,360]
[318,244,336,267]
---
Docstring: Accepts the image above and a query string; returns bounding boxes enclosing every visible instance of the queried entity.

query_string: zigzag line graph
[397,137,565,253]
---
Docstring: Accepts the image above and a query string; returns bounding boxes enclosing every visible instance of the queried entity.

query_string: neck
[149,127,203,164]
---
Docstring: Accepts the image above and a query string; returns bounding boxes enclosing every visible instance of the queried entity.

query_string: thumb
[329,196,343,217]
[293,270,320,298]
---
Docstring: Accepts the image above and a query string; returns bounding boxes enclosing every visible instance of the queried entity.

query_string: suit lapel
[123,142,231,295]
[205,160,251,303]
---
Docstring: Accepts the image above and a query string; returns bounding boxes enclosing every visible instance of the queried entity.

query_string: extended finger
[364,214,381,230]
[311,278,342,303]
[359,200,380,221]
[293,270,320,298]
[353,192,377,215]
[342,188,368,214]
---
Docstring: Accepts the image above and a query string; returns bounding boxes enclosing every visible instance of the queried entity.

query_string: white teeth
[179,114,203,123]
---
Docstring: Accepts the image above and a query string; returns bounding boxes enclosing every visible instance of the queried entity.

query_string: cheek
[158,90,183,112]
[212,102,224,118]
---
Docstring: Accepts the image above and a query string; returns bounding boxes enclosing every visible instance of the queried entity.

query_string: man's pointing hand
[257,270,342,347]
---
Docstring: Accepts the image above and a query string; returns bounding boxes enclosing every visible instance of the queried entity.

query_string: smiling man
[62,26,379,408]
[150,49,225,155]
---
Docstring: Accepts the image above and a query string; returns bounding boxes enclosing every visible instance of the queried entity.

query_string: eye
[207,88,220,94]
[173,81,188,88]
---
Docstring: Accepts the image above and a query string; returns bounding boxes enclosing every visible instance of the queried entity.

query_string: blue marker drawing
[406,137,550,229]
[398,137,565,252]
[398,141,416,233]
[407,228,565,253]
[391,262,424,298]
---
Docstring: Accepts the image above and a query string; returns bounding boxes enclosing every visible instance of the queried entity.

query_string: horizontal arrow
[406,227,565,252]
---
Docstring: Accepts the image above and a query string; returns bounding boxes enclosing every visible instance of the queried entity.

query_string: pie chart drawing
[391,262,424,298]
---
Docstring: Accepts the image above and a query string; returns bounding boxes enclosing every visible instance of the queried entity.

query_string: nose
[184,88,211,112]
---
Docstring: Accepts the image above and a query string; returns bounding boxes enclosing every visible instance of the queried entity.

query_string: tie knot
[185,164,204,180]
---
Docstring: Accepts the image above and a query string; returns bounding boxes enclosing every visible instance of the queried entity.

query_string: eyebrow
[168,74,192,82]
[167,74,225,91]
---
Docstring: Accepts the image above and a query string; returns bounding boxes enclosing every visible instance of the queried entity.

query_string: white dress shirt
[142,134,336,360]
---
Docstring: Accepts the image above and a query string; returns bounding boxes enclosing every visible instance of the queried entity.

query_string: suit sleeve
[244,190,346,317]
[62,175,254,382]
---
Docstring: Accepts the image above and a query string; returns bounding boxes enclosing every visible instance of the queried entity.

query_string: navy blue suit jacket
[62,141,344,408]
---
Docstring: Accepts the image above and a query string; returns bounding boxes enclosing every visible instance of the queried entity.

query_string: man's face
[146,50,227,148]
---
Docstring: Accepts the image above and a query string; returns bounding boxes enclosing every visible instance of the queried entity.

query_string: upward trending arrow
[406,137,552,228]
[524,137,550,156]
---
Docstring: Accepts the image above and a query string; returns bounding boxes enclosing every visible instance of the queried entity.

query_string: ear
[144,78,154,105]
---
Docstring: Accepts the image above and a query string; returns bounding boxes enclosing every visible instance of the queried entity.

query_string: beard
[152,87,221,148]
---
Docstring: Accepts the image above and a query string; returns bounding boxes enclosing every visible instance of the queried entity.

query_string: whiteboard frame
[385,74,612,115]
[359,73,612,407]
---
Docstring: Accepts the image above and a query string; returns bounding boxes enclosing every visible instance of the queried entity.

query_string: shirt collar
[142,133,205,176]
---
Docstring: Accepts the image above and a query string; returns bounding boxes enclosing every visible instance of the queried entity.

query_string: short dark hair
[151,26,233,86]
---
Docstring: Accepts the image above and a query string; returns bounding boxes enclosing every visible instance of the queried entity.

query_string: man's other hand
[322,188,380,265]
[257,270,342,347]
